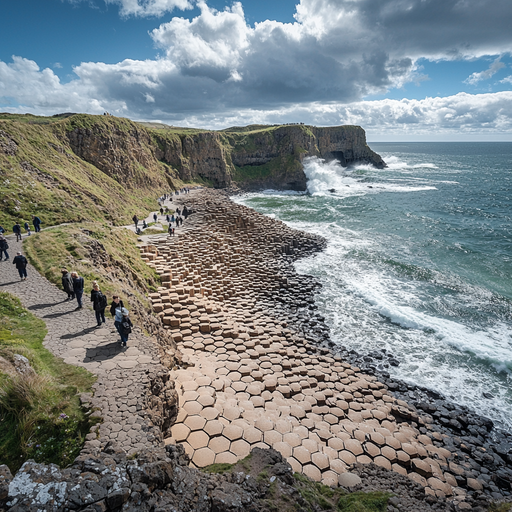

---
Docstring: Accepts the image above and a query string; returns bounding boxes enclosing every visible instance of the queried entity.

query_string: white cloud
[2,0,512,138]
[464,58,506,85]
[500,76,512,84]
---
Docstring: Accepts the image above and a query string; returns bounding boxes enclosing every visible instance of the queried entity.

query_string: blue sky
[1,0,512,140]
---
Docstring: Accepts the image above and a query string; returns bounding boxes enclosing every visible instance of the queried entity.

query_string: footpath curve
[0,235,172,455]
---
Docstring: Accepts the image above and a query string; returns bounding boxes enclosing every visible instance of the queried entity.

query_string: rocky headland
[1,114,511,512]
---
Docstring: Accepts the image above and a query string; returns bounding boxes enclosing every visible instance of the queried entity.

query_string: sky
[1,0,512,141]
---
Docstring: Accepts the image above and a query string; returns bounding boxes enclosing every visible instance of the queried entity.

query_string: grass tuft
[0,292,96,472]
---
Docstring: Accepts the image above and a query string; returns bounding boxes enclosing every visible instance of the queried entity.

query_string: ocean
[234,142,512,432]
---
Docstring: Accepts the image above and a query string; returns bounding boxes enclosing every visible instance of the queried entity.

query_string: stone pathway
[0,234,172,455]
[138,189,476,506]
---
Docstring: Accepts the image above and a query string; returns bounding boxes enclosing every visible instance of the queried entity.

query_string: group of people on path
[132,202,191,236]
[0,215,41,242]
[61,269,133,346]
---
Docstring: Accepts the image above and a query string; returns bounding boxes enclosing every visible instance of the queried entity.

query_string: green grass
[23,223,161,318]
[201,462,235,474]
[293,473,391,512]
[489,504,512,512]
[0,292,96,473]
[337,491,391,512]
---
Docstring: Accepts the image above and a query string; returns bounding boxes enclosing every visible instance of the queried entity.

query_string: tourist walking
[71,272,84,309]
[142,219,147,229]
[114,307,132,346]
[0,226,5,234]
[12,252,28,280]
[90,281,107,326]
[153,212,158,222]
[13,222,22,242]
[24,221,31,236]
[132,215,138,229]
[61,268,75,300]
[110,295,124,318]
[0,236,9,261]
[32,215,41,232]
[168,223,174,237]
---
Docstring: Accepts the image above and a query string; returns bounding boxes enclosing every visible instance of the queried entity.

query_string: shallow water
[234,142,512,431]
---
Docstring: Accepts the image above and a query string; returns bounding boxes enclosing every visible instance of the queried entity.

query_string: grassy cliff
[1,113,384,230]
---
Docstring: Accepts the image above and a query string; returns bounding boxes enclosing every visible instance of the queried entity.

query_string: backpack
[121,319,132,334]
[95,291,108,310]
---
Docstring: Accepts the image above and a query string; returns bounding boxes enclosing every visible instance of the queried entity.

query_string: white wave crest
[303,156,436,196]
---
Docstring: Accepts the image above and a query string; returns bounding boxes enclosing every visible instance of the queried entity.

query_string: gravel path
[0,234,167,455]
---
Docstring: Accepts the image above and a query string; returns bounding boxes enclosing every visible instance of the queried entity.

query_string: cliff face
[0,113,385,226]
[222,124,385,191]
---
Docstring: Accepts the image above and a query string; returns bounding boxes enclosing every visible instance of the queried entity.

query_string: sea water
[234,142,512,432]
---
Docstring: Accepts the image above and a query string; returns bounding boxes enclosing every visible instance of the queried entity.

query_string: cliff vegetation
[1,113,384,230]
[0,292,96,473]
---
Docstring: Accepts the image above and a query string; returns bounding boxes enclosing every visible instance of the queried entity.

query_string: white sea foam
[303,157,436,197]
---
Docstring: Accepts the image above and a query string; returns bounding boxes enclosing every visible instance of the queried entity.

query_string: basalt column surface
[138,189,496,508]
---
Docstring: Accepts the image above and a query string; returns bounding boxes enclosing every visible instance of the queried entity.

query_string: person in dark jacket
[12,252,28,280]
[24,221,31,236]
[13,222,22,242]
[32,215,41,233]
[90,281,107,326]
[153,212,158,222]
[61,268,74,300]
[132,215,138,229]
[110,295,124,318]
[0,226,5,234]
[71,271,84,309]
[115,307,132,347]
[0,236,9,261]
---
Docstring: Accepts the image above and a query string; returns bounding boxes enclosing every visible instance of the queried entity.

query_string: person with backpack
[90,281,107,326]
[24,221,31,236]
[71,272,84,309]
[12,252,28,280]
[61,268,75,300]
[13,222,22,242]
[114,307,132,347]
[0,236,9,261]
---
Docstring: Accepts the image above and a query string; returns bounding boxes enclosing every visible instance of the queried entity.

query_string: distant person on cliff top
[160,207,164,215]
[61,268,75,301]
[153,213,157,223]
[24,221,31,236]
[71,272,84,310]
[13,252,28,280]
[0,236,9,261]
[13,222,22,242]
[165,214,170,223]
[90,281,108,327]
[142,220,147,229]
[132,215,138,228]
[32,215,41,232]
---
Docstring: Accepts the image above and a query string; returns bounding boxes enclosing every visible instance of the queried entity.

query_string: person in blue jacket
[13,222,22,242]
[32,215,41,233]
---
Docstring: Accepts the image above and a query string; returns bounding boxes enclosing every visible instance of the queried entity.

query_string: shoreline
[140,188,512,508]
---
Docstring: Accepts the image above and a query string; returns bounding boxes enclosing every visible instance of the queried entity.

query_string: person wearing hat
[12,252,28,280]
